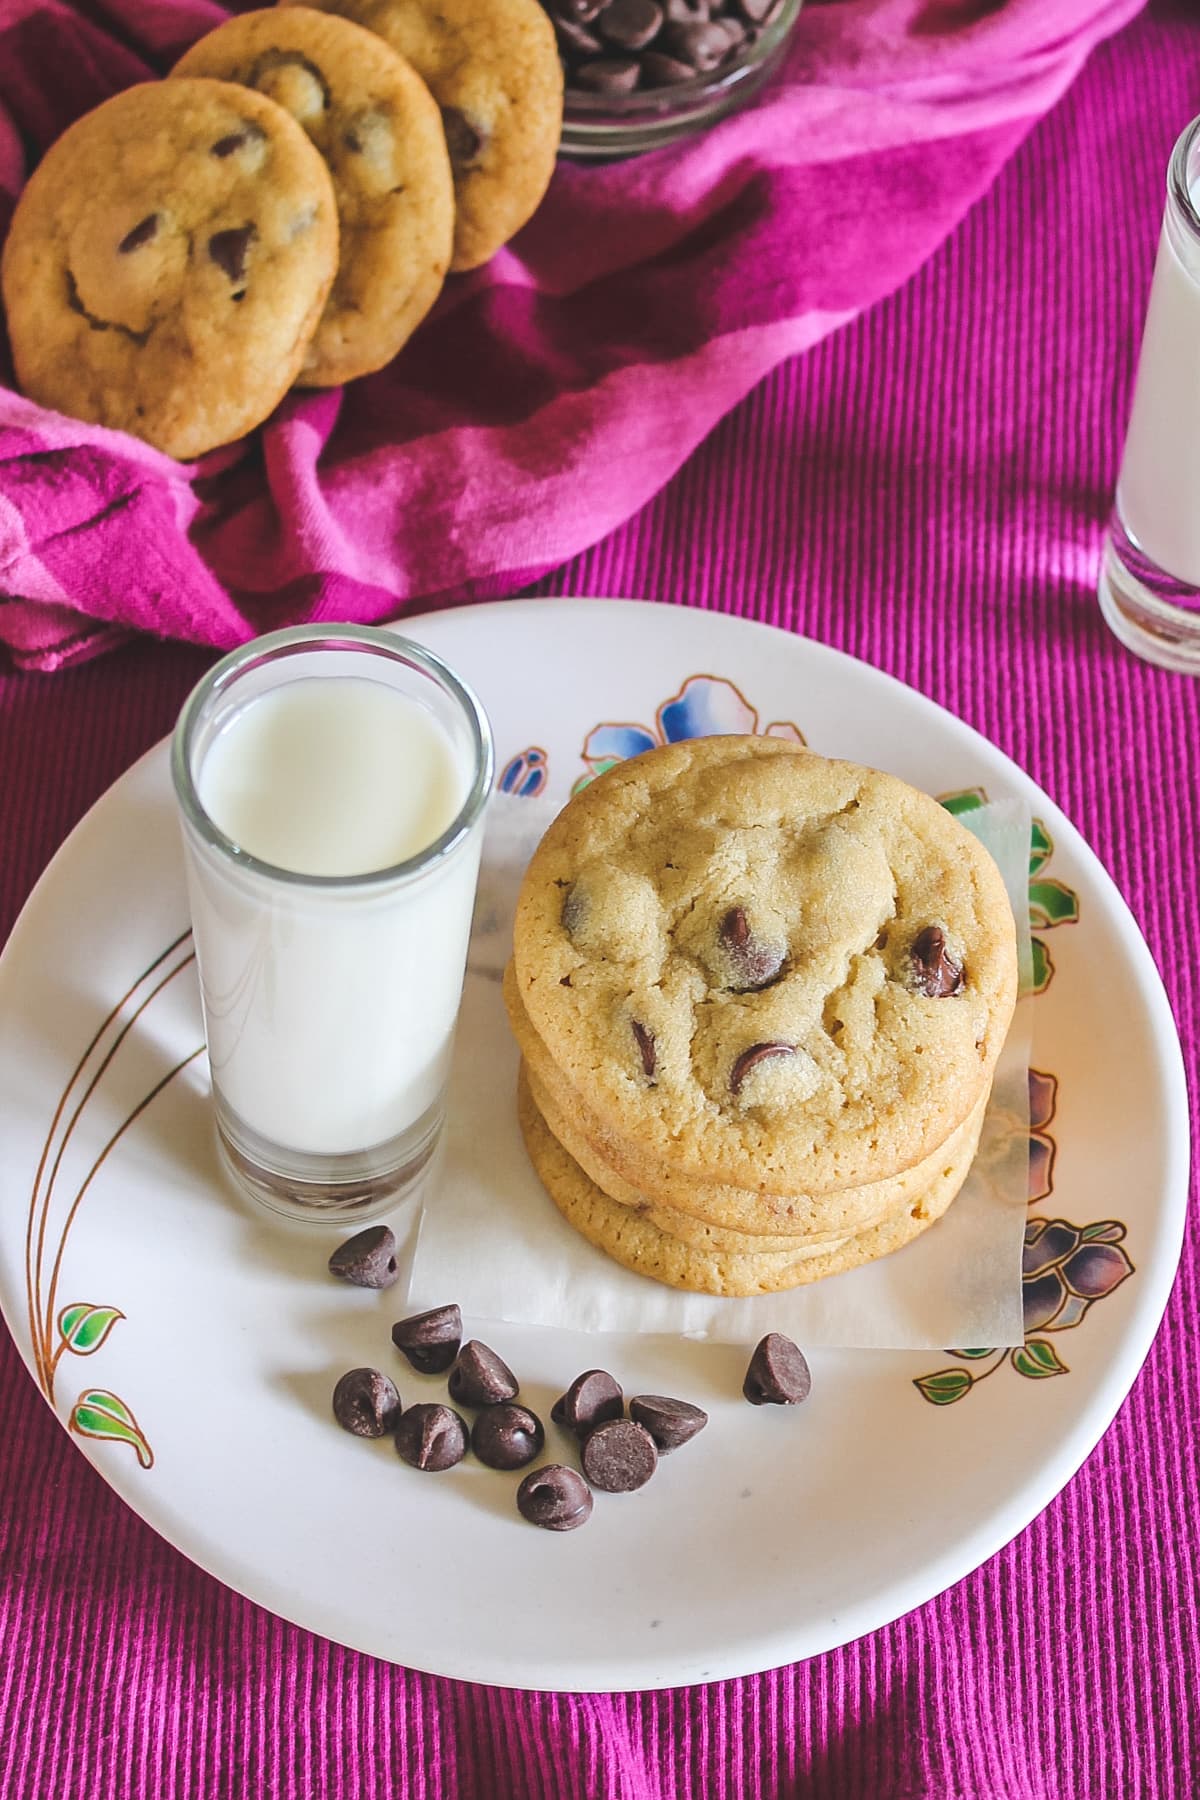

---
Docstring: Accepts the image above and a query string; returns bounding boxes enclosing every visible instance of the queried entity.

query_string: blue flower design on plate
[576,674,804,791]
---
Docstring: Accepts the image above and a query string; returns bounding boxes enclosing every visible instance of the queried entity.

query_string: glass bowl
[553,0,803,159]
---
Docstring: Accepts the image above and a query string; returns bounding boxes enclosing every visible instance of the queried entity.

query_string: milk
[178,660,488,1167]
[1115,169,1200,586]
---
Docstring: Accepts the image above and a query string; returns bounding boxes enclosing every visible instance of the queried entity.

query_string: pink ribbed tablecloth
[1,1,1198,1794]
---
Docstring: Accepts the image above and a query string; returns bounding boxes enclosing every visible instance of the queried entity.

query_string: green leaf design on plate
[1081,1221,1127,1244]
[70,1389,153,1468]
[1029,818,1054,876]
[1028,878,1080,929]
[1011,1339,1068,1380]
[947,1347,996,1360]
[57,1302,124,1356]
[913,1368,974,1405]
[1027,937,1053,995]
[939,789,988,817]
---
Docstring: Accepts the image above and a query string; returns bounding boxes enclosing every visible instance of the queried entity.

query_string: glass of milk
[1101,114,1200,674]
[171,625,493,1223]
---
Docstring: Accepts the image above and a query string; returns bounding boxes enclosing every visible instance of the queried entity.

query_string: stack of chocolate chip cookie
[1,2,562,458]
[505,736,1019,1297]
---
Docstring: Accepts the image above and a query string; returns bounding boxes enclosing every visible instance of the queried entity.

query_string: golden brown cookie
[1,80,338,458]
[511,737,1018,1197]
[516,1066,980,1297]
[285,0,562,271]
[173,8,453,385]
[506,960,991,1240]
[525,1061,858,1257]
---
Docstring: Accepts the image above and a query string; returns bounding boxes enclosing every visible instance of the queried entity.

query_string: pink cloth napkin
[0,0,1143,671]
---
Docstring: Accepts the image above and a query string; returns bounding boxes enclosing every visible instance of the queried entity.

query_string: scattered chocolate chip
[659,18,731,67]
[118,214,159,253]
[598,0,664,48]
[631,1019,657,1079]
[555,0,609,20]
[211,125,264,157]
[343,128,363,153]
[629,1393,707,1452]
[327,1224,400,1289]
[573,55,642,93]
[391,1303,462,1373]
[332,1367,401,1438]
[552,1369,624,1438]
[553,12,604,52]
[909,925,965,997]
[638,49,696,80]
[442,106,486,167]
[448,1340,519,1408]
[581,1419,658,1492]
[208,224,255,283]
[743,1332,811,1405]
[472,1403,546,1470]
[717,905,786,992]
[729,1041,795,1097]
[517,1464,594,1530]
[395,1402,468,1470]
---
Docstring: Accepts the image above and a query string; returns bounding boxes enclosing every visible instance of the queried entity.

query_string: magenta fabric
[0,0,1144,670]
[3,2,1200,1796]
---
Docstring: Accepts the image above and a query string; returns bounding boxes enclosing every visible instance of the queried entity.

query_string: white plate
[0,599,1188,1692]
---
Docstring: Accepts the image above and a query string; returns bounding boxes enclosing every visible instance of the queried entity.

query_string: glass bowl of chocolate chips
[543,0,802,157]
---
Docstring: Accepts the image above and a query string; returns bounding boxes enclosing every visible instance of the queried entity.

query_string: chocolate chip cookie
[1,80,338,459]
[508,961,990,1240]
[173,8,453,385]
[285,0,563,270]
[516,1064,979,1297]
[510,737,1018,1197]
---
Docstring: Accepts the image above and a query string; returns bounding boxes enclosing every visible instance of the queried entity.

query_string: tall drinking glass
[172,625,493,1223]
[1101,114,1200,673]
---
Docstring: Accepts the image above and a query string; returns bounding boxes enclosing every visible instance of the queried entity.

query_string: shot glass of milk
[171,625,493,1222]
[1101,114,1200,674]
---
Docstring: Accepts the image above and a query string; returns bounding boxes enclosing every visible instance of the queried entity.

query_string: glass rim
[1168,113,1200,245]
[171,624,494,892]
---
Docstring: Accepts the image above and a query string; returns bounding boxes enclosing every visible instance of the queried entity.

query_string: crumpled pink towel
[0,0,1143,671]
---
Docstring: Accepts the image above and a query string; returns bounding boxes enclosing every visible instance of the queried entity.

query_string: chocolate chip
[743,1332,811,1405]
[552,1369,624,1438]
[328,1225,400,1289]
[638,49,696,81]
[332,1367,402,1438]
[448,1340,519,1408]
[517,1464,594,1530]
[629,1393,707,1452]
[631,1020,657,1079]
[395,1402,468,1470]
[472,1402,546,1470]
[118,214,158,254]
[573,56,642,93]
[554,13,605,52]
[442,106,486,168]
[717,906,786,992]
[581,1419,658,1492]
[598,0,664,48]
[211,125,264,157]
[909,925,965,997]
[729,1041,795,1097]
[391,1303,462,1374]
[208,225,255,283]
[561,882,587,937]
[659,18,731,66]
[555,0,609,21]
